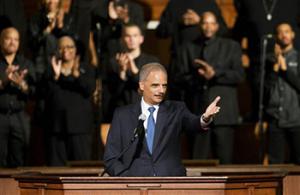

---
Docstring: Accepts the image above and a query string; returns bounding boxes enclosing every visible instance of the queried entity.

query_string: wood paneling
[14,174,283,195]
[23,0,237,27]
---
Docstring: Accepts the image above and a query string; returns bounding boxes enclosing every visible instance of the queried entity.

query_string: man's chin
[153,96,164,103]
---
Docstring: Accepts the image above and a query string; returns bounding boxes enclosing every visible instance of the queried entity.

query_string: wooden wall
[23,0,237,27]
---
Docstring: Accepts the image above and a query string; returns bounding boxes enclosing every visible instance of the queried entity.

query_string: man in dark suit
[103,63,220,176]
[175,12,244,163]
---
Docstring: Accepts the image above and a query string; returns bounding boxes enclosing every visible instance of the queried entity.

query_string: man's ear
[292,31,295,39]
[140,35,144,45]
[215,23,219,32]
[139,81,144,91]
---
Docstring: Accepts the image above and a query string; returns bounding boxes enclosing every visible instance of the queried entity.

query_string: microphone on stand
[133,114,147,140]
[100,114,146,176]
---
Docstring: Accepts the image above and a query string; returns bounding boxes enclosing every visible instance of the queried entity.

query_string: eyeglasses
[59,45,75,50]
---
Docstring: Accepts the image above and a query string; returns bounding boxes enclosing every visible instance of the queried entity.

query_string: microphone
[100,113,146,176]
[133,114,146,139]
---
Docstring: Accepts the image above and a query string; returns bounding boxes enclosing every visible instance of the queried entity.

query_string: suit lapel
[130,102,142,135]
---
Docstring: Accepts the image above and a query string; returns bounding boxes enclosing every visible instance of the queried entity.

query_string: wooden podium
[14,173,283,195]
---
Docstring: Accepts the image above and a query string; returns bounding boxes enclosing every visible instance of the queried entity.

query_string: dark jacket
[104,100,204,176]
[0,53,35,113]
[44,63,95,134]
[175,37,244,125]
[265,48,300,127]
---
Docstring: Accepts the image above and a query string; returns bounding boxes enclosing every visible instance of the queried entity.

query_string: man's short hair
[139,63,167,81]
[0,27,19,43]
[274,22,293,34]
[122,23,145,36]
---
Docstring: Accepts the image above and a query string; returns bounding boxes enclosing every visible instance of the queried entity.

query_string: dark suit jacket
[174,37,244,125]
[104,100,204,176]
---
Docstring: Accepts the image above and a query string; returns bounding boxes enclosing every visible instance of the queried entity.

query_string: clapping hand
[51,56,62,80]
[116,53,138,80]
[194,59,215,80]
[182,9,201,26]
[5,65,28,91]
[274,44,287,72]
[109,1,129,23]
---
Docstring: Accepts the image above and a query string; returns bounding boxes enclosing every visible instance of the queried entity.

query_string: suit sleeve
[104,108,140,176]
[180,102,204,132]
[103,109,129,176]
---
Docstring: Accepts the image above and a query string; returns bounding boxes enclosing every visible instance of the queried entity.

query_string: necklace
[61,67,72,76]
[262,0,278,21]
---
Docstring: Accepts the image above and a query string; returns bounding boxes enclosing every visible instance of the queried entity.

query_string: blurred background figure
[43,35,95,166]
[29,0,76,81]
[233,0,300,122]
[175,12,244,163]
[0,27,35,167]
[0,0,27,51]
[104,23,159,121]
[264,23,300,164]
[91,0,145,60]
[28,0,79,164]
[91,0,145,122]
[156,0,228,106]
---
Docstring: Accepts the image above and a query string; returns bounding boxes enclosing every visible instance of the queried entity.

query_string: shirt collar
[141,97,159,112]
[0,52,19,66]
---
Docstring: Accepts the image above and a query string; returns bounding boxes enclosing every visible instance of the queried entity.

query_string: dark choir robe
[43,63,95,166]
[175,36,244,163]
[176,36,244,125]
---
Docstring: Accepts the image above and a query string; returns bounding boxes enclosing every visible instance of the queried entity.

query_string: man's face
[139,70,167,105]
[58,36,77,62]
[276,24,295,48]
[200,13,219,39]
[122,26,144,51]
[0,28,20,55]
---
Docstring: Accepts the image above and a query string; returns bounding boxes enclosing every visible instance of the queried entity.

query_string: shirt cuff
[200,114,212,130]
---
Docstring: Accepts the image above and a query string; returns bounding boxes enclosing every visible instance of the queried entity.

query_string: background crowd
[1,0,300,167]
